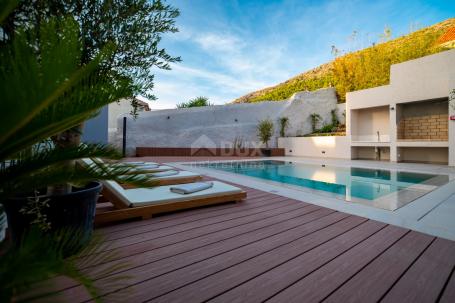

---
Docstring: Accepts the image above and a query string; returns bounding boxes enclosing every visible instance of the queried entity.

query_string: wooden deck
[48,157,455,302]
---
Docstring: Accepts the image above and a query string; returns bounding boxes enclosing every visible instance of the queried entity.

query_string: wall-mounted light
[390,106,395,111]
[167,116,170,119]
[234,118,238,122]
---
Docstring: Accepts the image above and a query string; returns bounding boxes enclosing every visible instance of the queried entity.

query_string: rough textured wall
[111,88,343,155]
[398,114,448,140]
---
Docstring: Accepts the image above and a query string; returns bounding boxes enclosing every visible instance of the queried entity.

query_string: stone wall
[110,88,344,155]
[397,114,448,140]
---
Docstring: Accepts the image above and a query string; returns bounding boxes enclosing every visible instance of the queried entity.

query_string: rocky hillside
[233,18,454,103]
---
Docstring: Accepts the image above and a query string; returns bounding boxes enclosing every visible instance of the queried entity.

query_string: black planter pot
[4,181,102,256]
[260,148,272,157]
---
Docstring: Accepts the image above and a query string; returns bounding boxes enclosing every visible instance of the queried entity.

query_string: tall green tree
[3,0,181,113]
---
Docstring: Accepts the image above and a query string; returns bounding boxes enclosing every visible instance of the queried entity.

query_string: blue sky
[147,0,454,109]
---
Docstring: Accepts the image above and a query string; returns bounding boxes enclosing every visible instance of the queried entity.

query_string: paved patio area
[45,157,455,302]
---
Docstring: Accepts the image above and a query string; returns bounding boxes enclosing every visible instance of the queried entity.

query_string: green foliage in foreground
[0,228,128,302]
[0,11,153,301]
[235,18,454,103]
[177,96,212,108]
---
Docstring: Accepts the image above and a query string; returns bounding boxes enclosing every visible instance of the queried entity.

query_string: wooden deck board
[101,194,304,241]
[96,197,310,254]
[265,225,409,303]
[97,190,283,235]
[97,213,354,302]
[100,196,300,246]
[43,156,455,303]
[209,220,387,303]
[322,231,434,303]
[381,238,455,303]
[440,269,455,303]
[81,205,324,273]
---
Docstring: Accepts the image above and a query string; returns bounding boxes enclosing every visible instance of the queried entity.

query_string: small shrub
[257,118,274,148]
[330,109,339,126]
[278,116,289,137]
[319,124,335,133]
[177,96,212,108]
[309,113,322,132]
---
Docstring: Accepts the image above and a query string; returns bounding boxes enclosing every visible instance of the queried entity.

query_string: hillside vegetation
[234,18,454,103]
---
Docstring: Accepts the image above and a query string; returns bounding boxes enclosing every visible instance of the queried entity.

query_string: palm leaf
[0,18,132,160]
[0,144,121,183]
[1,145,156,198]
[1,228,131,303]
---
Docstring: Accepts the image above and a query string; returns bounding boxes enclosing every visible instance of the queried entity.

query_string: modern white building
[346,49,455,166]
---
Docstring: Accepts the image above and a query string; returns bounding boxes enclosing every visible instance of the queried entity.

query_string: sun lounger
[95,180,246,225]
[120,170,203,187]
[122,161,158,165]
[111,161,159,167]
[79,158,173,173]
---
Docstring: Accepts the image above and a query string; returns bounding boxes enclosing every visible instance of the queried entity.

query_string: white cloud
[194,32,244,53]
[153,28,299,106]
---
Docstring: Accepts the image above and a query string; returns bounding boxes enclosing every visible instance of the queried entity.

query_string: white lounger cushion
[81,158,160,168]
[131,165,173,173]
[147,170,180,177]
[137,170,200,180]
[104,180,243,207]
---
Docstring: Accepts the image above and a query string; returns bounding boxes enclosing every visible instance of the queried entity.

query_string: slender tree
[3,0,181,112]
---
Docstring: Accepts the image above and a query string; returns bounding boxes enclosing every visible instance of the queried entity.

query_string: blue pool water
[194,160,444,201]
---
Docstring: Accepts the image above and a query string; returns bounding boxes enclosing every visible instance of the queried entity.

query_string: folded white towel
[170,182,214,195]
[148,170,180,178]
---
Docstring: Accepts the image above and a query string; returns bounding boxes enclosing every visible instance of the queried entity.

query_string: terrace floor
[49,157,455,302]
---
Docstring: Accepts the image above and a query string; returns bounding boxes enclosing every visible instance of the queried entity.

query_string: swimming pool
[190,160,450,210]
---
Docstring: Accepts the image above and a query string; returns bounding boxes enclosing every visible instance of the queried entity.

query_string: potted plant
[257,118,274,157]
[0,17,151,253]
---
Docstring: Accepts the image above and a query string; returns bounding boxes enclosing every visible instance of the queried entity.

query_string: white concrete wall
[108,98,138,144]
[449,74,455,166]
[397,147,448,164]
[346,49,455,165]
[351,106,390,142]
[278,136,350,159]
[114,88,344,155]
[347,49,455,110]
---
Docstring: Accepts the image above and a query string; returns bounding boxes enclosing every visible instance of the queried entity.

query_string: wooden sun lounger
[119,170,203,188]
[95,181,246,225]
